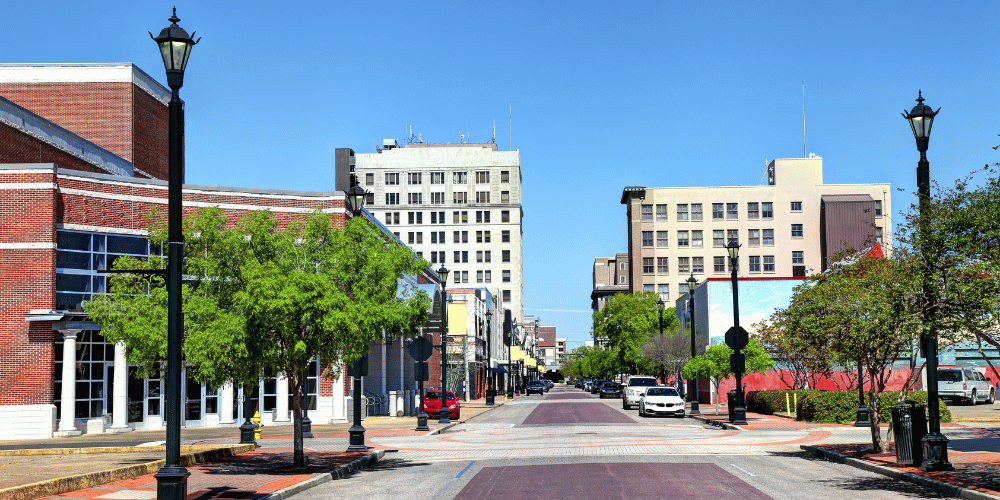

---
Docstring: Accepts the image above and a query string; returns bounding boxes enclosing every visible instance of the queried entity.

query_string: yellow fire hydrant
[252,410,263,440]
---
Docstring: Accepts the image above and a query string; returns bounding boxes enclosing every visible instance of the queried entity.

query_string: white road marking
[730,464,756,476]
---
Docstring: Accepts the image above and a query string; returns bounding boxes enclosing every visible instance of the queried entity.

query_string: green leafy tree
[640,320,689,388]
[592,292,664,380]
[682,340,773,415]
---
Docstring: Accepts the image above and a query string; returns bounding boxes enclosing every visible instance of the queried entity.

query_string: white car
[938,368,995,405]
[639,387,686,418]
[622,375,659,409]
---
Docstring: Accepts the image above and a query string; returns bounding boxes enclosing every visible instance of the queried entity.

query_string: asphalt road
[289,385,949,500]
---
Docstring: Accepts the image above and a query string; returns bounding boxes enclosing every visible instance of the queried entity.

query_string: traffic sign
[415,361,429,381]
[347,355,369,377]
[725,326,749,350]
[730,352,745,375]
[409,336,433,361]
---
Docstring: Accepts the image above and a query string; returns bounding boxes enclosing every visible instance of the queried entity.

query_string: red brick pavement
[46,448,368,500]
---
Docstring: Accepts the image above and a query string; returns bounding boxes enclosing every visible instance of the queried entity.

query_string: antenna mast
[802,80,807,158]
[509,101,512,151]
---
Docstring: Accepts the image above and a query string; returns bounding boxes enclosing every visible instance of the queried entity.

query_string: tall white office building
[349,140,524,321]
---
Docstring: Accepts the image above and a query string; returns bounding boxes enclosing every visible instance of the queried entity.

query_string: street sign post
[725,326,749,350]
[409,336,433,361]
[729,352,745,375]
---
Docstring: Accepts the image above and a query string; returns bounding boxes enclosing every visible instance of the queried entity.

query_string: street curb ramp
[259,450,385,500]
[801,445,1000,500]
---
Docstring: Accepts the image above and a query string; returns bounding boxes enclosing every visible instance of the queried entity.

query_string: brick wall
[0,124,108,175]
[0,82,168,180]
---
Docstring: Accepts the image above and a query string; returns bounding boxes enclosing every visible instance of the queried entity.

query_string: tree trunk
[868,386,883,453]
[292,372,304,468]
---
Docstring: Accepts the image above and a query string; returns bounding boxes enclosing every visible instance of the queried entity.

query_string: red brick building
[0,63,440,439]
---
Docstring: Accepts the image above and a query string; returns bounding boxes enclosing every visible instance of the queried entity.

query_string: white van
[622,375,659,409]
[937,368,994,405]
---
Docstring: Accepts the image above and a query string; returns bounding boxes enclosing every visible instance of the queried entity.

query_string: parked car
[623,375,659,409]
[938,368,995,405]
[599,381,623,399]
[639,386,686,418]
[421,390,460,419]
[581,379,593,390]
[590,380,607,395]
[526,380,547,395]
[544,379,554,390]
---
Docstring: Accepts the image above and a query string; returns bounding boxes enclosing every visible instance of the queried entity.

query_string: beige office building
[621,156,891,300]
[351,140,524,321]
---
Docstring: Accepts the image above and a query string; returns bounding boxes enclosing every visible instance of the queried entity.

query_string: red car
[422,390,460,419]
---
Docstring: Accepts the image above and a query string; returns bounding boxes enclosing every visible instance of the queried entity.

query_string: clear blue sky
[6,2,1000,350]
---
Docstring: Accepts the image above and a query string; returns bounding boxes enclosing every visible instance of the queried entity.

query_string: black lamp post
[437,265,451,424]
[727,239,748,425]
[301,367,313,438]
[855,357,869,427]
[687,273,700,415]
[346,185,369,453]
[485,309,494,405]
[904,91,951,471]
[150,10,198,500]
[239,386,255,444]
[656,298,665,384]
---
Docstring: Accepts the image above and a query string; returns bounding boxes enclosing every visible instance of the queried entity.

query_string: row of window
[639,252,803,275]
[375,170,512,186]
[384,191,512,205]
[442,268,515,284]
[639,200,884,222]
[386,210,513,225]
[403,246,514,263]
[641,228,781,248]
[401,230,513,245]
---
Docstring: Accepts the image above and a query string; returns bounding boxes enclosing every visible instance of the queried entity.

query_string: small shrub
[746,390,820,415]
[791,390,951,424]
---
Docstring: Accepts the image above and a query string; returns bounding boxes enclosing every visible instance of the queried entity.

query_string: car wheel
[623,401,629,410]
[990,390,996,404]
[455,411,460,420]
[971,390,978,406]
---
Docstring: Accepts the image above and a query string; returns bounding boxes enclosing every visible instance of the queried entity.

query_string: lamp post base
[302,414,313,439]
[921,432,953,471]
[438,412,451,425]
[415,412,429,432]
[732,406,747,426]
[239,421,256,445]
[154,465,189,500]
[854,406,870,427]
[346,423,367,453]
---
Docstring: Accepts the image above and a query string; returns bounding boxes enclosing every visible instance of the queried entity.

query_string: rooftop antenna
[460,133,465,143]
[760,158,769,185]
[509,101,512,151]
[491,120,496,143]
[802,80,807,158]
[375,125,381,153]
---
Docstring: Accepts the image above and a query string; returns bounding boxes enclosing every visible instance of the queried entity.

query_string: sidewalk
[690,403,1000,499]
[0,396,512,500]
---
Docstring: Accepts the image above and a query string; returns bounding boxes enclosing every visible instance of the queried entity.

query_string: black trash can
[727,391,738,422]
[891,401,928,465]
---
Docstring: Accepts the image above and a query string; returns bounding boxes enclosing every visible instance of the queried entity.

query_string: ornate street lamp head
[902,90,940,152]
[485,309,493,323]
[346,185,367,217]
[726,238,741,261]
[437,265,449,285]
[657,298,665,313]
[150,8,200,89]
[687,273,697,293]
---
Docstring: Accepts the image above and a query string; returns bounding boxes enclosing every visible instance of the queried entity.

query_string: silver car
[938,368,994,405]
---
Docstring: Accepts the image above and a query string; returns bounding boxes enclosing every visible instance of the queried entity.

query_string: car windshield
[424,391,455,400]
[529,381,544,386]
[646,388,678,397]
[629,378,658,386]
[937,370,961,383]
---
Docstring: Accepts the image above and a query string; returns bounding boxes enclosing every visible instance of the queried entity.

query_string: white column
[219,382,235,425]
[109,341,130,432]
[55,331,82,437]
[274,373,290,422]
[398,340,405,393]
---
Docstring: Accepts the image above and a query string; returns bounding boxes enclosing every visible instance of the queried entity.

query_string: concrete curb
[801,445,1000,500]
[0,445,254,500]
[0,445,245,456]
[259,450,385,500]
[689,414,742,431]
[432,400,503,434]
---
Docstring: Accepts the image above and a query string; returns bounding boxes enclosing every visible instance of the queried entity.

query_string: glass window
[749,256,761,272]
[642,257,654,274]
[430,172,444,184]
[476,191,490,203]
[431,192,445,204]
[502,230,511,243]
[477,270,484,283]
[691,204,703,221]
[748,229,760,246]
[677,230,689,247]
[453,172,467,184]
[658,284,669,302]
[692,256,704,274]
[643,284,655,292]
[502,210,510,223]
[385,193,399,205]
[876,226,883,243]
[365,173,374,185]
[713,256,726,273]
[385,173,399,185]
[656,204,668,220]
[408,172,422,185]
[484,270,491,283]
[408,193,423,204]
[791,201,802,212]
[677,204,689,221]
[874,200,882,217]
[454,192,468,204]
[763,255,775,272]
[691,230,703,247]
[678,257,690,273]
[503,290,512,302]
[762,229,775,246]
[712,203,724,220]
[726,203,738,220]
[501,191,510,203]
[791,224,803,238]
[503,270,511,282]
[747,202,759,220]
[501,171,510,183]
[762,202,774,219]
[642,231,653,247]
[476,171,490,184]
[792,251,804,264]
[713,230,725,248]
[656,231,668,247]
[657,257,669,274]
[641,205,653,221]
[727,229,738,244]
[502,250,510,262]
